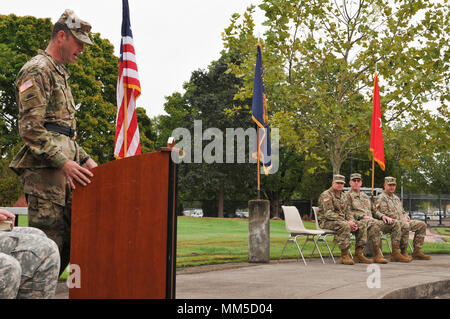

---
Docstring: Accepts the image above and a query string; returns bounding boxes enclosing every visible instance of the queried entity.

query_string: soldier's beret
[57,9,93,45]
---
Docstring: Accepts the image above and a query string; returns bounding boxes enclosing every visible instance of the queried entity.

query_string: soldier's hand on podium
[82,157,98,170]
[62,160,94,189]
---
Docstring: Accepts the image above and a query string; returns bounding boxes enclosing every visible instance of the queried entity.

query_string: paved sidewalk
[54,254,450,299]
[176,254,450,299]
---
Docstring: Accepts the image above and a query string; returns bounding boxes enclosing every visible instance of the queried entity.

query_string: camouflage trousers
[0,253,21,299]
[375,219,402,246]
[26,192,72,276]
[320,220,352,250]
[0,227,60,299]
[353,218,381,248]
[399,219,427,249]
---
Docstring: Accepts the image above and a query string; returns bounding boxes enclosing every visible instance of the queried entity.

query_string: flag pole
[371,156,375,197]
[371,64,377,199]
[123,85,128,157]
[256,38,261,200]
[257,127,261,200]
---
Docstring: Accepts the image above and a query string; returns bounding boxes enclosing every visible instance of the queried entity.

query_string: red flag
[114,0,141,159]
[370,73,385,171]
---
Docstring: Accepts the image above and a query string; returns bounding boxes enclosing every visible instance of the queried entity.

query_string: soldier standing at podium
[9,9,97,276]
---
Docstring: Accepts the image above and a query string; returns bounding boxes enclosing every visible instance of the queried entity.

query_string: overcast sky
[2,0,265,118]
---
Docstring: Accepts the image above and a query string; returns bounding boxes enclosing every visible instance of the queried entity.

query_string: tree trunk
[218,184,224,218]
[330,151,346,175]
[272,193,279,219]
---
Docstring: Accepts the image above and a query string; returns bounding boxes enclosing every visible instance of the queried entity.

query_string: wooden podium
[69,149,178,299]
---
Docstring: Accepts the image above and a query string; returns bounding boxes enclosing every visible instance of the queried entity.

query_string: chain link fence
[179,193,450,226]
[401,193,450,226]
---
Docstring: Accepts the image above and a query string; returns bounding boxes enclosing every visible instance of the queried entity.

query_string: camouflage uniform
[347,190,402,246]
[0,253,21,299]
[375,190,427,249]
[0,227,60,299]
[317,187,351,250]
[345,189,382,248]
[9,10,93,275]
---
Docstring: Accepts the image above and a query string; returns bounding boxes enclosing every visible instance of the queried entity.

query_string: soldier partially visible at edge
[345,173,409,263]
[0,209,60,299]
[317,175,355,265]
[9,9,97,276]
[374,177,431,261]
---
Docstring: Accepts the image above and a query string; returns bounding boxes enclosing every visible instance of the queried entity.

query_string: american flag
[114,0,141,158]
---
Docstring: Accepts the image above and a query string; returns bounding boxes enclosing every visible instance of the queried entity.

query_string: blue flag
[251,43,272,175]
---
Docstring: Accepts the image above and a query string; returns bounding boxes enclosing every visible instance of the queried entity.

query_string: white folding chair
[279,206,327,266]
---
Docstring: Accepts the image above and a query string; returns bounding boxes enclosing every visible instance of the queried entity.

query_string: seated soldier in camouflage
[375,177,431,261]
[345,173,388,264]
[317,174,355,265]
[346,173,400,264]
[0,209,60,299]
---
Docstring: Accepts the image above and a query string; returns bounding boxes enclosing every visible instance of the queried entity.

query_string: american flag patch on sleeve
[323,197,329,202]
[19,79,34,93]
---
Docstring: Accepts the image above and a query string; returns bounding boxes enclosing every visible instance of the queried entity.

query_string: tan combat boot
[412,247,431,260]
[353,247,373,264]
[390,244,411,262]
[400,246,413,261]
[340,249,355,265]
[372,245,388,264]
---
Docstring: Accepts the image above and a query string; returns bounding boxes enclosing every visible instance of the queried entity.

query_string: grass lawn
[433,227,450,242]
[176,217,450,267]
[433,227,450,236]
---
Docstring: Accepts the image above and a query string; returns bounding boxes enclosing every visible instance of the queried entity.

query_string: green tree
[222,0,449,176]
[136,107,157,153]
[0,14,53,153]
[0,144,24,206]
[160,56,260,217]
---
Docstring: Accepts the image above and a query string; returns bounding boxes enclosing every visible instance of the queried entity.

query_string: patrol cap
[385,176,396,185]
[57,9,93,45]
[333,174,345,183]
[350,173,362,180]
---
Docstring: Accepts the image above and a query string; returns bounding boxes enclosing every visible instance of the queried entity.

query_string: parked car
[410,211,426,221]
[235,209,249,218]
[182,209,203,218]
